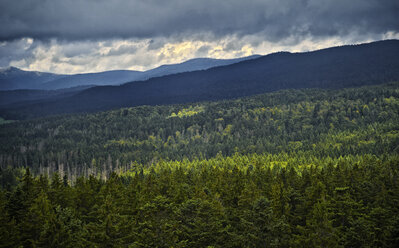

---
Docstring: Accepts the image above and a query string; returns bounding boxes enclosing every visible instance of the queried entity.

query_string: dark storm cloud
[0,38,35,67]
[0,0,398,42]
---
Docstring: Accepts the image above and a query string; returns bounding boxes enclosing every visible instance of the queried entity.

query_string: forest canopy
[0,83,398,247]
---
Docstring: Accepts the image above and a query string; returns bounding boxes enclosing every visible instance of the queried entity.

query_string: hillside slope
[0,67,66,90]
[2,40,399,119]
[0,55,260,90]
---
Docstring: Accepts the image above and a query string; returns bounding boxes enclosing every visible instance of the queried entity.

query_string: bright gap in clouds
[1,0,397,74]
[2,32,399,75]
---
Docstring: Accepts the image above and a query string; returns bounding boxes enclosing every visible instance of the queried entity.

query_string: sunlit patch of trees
[0,83,398,179]
[168,105,205,118]
[0,83,398,246]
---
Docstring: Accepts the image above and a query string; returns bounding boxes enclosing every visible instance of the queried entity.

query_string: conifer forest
[1,83,398,247]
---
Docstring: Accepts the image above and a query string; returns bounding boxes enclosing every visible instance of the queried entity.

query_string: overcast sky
[0,0,398,74]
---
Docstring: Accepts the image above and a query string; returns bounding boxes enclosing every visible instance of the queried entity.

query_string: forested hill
[2,40,399,119]
[1,83,399,247]
[1,82,398,176]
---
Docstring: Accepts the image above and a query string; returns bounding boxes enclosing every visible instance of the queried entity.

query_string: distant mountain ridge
[40,70,142,90]
[0,55,261,90]
[141,55,262,80]
[0,67,66,90]
[1,40,399,119]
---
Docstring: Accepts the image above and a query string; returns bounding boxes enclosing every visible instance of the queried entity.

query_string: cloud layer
[0,0,398,73]
[1,0,398,41]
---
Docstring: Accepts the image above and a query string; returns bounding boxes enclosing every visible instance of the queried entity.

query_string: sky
[0,0,398,74]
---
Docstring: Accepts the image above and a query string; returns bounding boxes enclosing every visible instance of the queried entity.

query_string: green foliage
[0,117,14,125]
[0,83,398,175]
[168,105,205,118]
[0,154,398,247]
[0,83,399,246]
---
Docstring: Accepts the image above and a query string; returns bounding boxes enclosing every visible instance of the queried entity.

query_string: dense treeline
[1,154,398,247]
[0,83,398,179]
[1,83,399,247]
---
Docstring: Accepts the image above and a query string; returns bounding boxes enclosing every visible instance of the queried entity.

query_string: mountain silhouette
[0,55,260,90]
[1,40,398,119]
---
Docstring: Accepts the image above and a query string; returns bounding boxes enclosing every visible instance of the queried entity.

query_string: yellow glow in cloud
[9,32,396,74]
[157,41,204,64]
[208,45,224,58]
[240,45,254,56]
